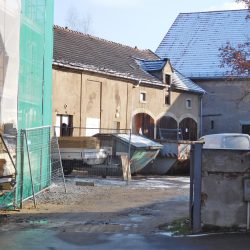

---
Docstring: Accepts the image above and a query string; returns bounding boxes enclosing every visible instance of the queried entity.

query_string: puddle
[68,176,190,190]
[129,214,147,223]
[157,231,175,237]
[28,219,48,225]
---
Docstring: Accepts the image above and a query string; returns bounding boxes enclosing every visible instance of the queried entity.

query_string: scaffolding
[0,0,54,208]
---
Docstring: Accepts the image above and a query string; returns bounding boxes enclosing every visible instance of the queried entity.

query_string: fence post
[127,129,132,185]
[24,130,37,208]
[189,144,194,228]
[191,143,203,233]
[19,130,25,209]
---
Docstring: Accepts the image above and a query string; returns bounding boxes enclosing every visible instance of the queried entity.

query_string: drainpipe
[126,83,129,129]
[79,73,82,135]
[100,82,103,130]
[199,94,203,137]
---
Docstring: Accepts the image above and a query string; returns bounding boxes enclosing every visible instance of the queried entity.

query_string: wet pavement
[1,177,249,249]
[1,229,250,250]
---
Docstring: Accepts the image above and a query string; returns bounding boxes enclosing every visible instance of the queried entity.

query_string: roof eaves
[172,85,205,95]
[53,60,165,87]
[190,75,250,80]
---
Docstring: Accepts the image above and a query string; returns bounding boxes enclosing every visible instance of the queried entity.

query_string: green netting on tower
[18,0,54,129]
[15,0,54,207]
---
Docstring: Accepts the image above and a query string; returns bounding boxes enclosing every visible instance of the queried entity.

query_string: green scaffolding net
[0,0,54,209]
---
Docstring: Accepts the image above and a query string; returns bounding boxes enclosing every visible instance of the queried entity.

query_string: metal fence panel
[0,126,66,209]
[15,126,52,207]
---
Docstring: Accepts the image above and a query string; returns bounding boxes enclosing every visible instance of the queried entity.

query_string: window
[165,88,171,105]
[55,114,73,137]
[140,92,146,103]
[186,99,192,109]
[211,120,214,130]
[242,124,250,136]
[165,74,171,85]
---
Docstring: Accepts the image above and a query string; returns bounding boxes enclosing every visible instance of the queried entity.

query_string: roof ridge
[179,8,248,15]
[54,25,152,54]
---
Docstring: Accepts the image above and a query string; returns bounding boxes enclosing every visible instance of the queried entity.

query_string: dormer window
[165,74,171,85]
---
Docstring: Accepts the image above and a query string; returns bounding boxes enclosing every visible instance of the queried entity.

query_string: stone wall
[201,149,250,228]
[195,79,250,135]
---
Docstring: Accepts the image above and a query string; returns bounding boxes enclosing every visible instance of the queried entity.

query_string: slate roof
[139,59,205,94]
[172,70,205,94]
[138,59,166,72]
[156,9,250,79]
[53,26,164,86]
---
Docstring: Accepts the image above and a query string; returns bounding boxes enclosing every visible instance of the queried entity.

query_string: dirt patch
[0,176,190,234]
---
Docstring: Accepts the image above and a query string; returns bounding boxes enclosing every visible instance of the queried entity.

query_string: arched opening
[156,116,178,139]
[179,117,197,141]
[132,113,154,139]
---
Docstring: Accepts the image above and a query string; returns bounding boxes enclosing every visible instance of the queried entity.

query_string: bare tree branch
[236,0,250,9]
[65,5,93,34]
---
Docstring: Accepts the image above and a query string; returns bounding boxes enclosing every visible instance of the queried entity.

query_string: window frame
[164,87,171,105]
[165,74,171,85]
[186,99,192,109]
[140,91,147,103]
[56,114,73,137]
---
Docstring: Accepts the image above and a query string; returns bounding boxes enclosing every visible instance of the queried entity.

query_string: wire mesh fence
[51,135,67,193]
[0,126,66,210]
[55,127,132,178]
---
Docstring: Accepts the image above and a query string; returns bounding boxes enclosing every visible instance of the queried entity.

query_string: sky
[54,0,246,51]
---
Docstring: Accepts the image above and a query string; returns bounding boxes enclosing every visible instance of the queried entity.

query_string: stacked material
[0,159,6,176]
[58,137,100,149]
[0,158,15,191]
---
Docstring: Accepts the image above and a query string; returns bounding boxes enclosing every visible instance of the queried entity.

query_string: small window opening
[164,87,171,105]
[56,114,73,137]
[140,92,146,103]
[211,120,214,130]
[186,99,192,109]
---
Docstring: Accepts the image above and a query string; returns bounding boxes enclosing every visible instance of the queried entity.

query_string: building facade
[53,26,204,140]
[156,9,250,136]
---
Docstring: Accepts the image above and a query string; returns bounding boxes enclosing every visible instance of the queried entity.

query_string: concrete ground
[1,229,250,250]
[1,176,250,249]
